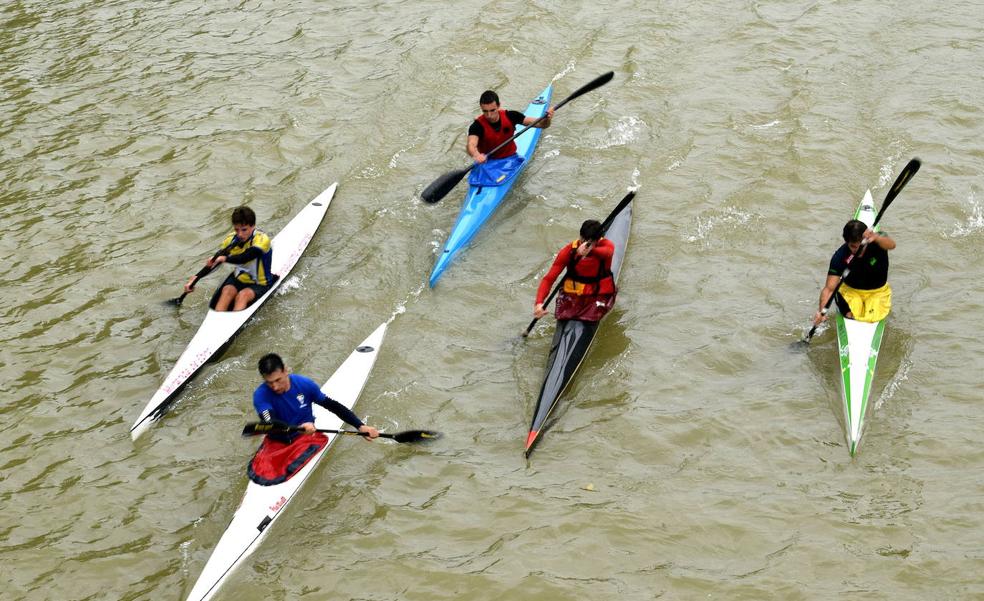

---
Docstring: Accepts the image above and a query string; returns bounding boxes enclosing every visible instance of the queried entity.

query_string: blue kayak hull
[429,84,553,287]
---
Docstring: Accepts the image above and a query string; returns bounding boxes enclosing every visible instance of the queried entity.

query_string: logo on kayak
[356,345,375,353]
[269,496,287,513]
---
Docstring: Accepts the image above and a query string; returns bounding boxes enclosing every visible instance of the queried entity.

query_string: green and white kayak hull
[834,189,884,456]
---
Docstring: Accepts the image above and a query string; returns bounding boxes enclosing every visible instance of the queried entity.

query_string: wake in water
[943,189,984,239]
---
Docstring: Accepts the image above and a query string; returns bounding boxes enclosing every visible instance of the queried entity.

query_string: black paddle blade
[600,190,636,233]
[553,71,615,110]
[241,421,295,437]
[386,429,442,443]
[166,294,186,307]
[422,167,470,203]
[874,158,920,225]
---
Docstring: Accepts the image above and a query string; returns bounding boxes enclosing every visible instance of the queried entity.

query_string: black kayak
[525,197,633,456]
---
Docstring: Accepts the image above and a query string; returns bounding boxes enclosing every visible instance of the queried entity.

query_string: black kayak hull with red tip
[525,198,633,456]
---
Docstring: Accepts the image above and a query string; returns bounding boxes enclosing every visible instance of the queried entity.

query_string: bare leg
[233,288,257,311]
[214,285,238,312]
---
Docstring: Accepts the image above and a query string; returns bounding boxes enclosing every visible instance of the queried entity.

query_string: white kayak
[834,189,885,456]
[131,183,337,440]
[183,321,387,601]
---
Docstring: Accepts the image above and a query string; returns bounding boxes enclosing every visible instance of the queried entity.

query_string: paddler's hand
[474,152,487,164]
[576,239,595,257]
[542,106,555,127]
[358,425,379,440]
[207,255,227,268]
[533,303,548,319]
[184,276,197,294]
[812,310,828,325]
[299,422,317,434]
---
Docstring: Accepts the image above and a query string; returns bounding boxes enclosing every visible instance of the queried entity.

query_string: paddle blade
[422,167,470,203]
[600,191,636,233]
[241,421,295,437]
[874,158,920,225]
[553,71,615,110]
[387,429,442,443]
[166,293,187,307]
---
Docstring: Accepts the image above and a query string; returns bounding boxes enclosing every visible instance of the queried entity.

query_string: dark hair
[479,90,500,106]
[232,206,256,227]
[258,353,285,376]
[842,219,866,243]
[579,219,604,241]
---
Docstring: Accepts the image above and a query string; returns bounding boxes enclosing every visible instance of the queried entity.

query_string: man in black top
[814,219,896,325]
[466,90,553,164]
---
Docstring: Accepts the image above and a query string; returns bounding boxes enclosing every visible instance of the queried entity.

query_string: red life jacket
[562,239,617,296]
[475,110,518,159]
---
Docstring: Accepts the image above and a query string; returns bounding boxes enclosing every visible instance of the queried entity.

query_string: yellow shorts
[839,283,892,322]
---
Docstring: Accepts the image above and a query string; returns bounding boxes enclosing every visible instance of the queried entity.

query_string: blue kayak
[428,84,553,287]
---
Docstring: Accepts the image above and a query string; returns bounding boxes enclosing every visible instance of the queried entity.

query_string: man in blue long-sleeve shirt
[253,353,379,443]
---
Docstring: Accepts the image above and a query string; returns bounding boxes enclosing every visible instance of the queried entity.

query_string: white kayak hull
[131,184,337,440]
[834,189,885,456]
[183,322,387,601]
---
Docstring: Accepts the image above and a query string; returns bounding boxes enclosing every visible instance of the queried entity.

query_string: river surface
[2,1,983,599]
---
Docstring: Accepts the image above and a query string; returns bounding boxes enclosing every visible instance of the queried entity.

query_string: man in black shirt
[814,219,896,325]
[466,90,553,164]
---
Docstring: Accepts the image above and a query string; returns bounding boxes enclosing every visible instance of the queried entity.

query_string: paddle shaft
[242,421,439,443]
[170,240,238,305]
[522,191,635,337]
[479,71,613,163]
[804,158,920,342]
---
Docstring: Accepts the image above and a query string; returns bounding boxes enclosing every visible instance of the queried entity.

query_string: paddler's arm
[466,134,486,164]
[523,106,554,128]
[814,274,842,324]
[314,396,379,440]
[533,246,573,318]
[221,246,264,265]
[864,229,895,250]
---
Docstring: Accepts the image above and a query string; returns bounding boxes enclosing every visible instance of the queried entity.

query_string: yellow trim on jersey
[220,230,273,286]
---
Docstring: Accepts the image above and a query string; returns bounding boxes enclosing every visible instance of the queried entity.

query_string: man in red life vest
[466,90,554,164]
[533,219,617,323]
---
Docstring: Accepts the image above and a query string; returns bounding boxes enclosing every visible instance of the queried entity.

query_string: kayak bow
[525,198,633,456]
[428,84,553,287]
[131,184,336,440]
[183,322,387,601]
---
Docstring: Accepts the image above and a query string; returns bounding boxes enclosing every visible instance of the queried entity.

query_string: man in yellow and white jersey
[184,206,273,311]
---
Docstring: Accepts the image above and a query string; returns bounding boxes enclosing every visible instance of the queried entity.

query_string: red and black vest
[562,239,617,296]
[475,110,517,159]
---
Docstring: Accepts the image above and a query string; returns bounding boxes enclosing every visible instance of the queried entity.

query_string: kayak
[183,322,387,601]
[525,199,633,456]
[428,84,553,287]
[834,189,885,456]
[130,184,336,440]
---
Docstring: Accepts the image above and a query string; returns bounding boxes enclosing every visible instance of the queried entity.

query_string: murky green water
[2,1,983,599]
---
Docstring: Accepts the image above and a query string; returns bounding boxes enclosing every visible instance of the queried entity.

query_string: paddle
[521,190,636,338]
[241,421,442,443]
[167,240,237,306]
[801,158,921,343]
[421,71,615,204]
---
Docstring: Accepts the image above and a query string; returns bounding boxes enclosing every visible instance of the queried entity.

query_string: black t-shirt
[467,110,528,139]
[828,239,890,290]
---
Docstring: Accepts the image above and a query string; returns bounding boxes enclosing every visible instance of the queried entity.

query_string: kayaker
[533,219,617,322]
[814,219,896,325]
[467,90,554,164]
[254,353,380,442]
[184,206,273,311]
